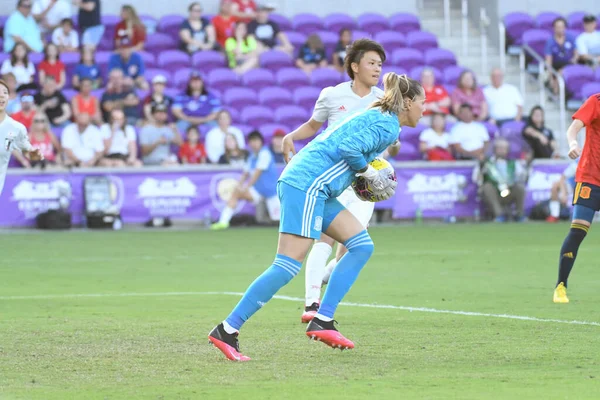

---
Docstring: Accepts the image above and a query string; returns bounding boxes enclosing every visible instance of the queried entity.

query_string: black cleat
[306,317,354,349]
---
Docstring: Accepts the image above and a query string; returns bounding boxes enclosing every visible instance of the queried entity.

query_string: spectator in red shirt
[421,67,452,124]
[231,0,257,23]
[38,43,66,90]
[212,0,237,49]
[114,5,146,53]
[11,93,37,130]
[28,112,62,168]
[179,125,207,164]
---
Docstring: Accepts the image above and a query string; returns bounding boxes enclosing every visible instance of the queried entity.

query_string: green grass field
[2,223,600,400]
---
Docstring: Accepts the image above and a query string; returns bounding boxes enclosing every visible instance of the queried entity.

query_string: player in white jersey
[0,79,43,195]
[281,39,401,322]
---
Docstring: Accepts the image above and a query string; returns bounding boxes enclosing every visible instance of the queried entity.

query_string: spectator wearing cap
[576,15,600,66]
[73,0,104,48]
[52,18,80,53]
[61,113,104,167]
[38,43,67,90]
[178,125,207,164]
[231,0,257,24]
[32,0,72,35]
[143,75,174,123]
[451,70,488,121]
[11,93,37,130]
[296,34,328,74]
[3,0,44,53]
[1,43,36,91]
[332,28,352,74]
[212,0,236,49]
[179,2,216,54]
[139,103,183,166]
[172,72,221,133]
[107,47,148,90]
[3,73,22,115]
[247,3,293,56]
[421,67,451,124]
[34,75,72,128]
[99,108,142,167]
[100,68,140,125]
[225,22,259,74]
[72,78,102,125]
[269,128,285,163]
[449,103,489,160]
[545,17,577,95]
[483,68,523,127]
[72,46,101,90]
[114,5,146,53]
[205,109,245,163]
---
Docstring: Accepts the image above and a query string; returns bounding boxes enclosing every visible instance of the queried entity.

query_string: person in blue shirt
[212,130,280,229]
[545,17,577,95]
[208,73,426,361]
[107,50,148,90]
[72,46,101,90]
[295,34,328,74]
[3,0,44,53]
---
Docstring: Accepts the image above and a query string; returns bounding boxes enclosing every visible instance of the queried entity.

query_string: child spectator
[52,18,79,52]
[99,108,141,167]
[332,28,352,74]
[225,22,259,74]
[296,34,328,74]
[179,2,216,54]
[269,128,285,163]
[205,109,245,163]
[143,75,174,122]
[71,78,102,125]
[218,133,247,166]
[38,43,67,90]
[212,0,236,49]
[451,70,488,121]
[72,46,101,90]
[32,0,72,35]
[0,43,36,91]
[171,72,221,132]
[114,5,146,52]
[419,113,453,161]
[522,105,557,159]
[28,112,61,168]
[179,125,207,164]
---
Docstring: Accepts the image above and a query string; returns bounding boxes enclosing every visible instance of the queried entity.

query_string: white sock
[549,200,560,218]
[222,320,238,334]
[321,258,337,285]
[304,242,332,306]
[219,207,235,224]
[314,313,332,322]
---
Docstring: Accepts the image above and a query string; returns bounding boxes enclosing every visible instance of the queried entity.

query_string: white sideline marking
[1,291,599,327]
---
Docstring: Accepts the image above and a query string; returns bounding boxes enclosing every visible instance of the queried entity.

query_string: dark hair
[0,79,10,94]
[552,17,567,27]
[121,5,144,29]
[371,73,423,115]
[339,28,351,39]
[188,1,201,12]
[80,46,96,64]
[528,105,544,126]
[185,75,208,96]
[459,103,473,111]
[248,130,264,144]
[43,43,59,61]
[457,70,477,90]
[344,38,386,80]
[60,18,73,27]
[10,43,29,67]
[186,125,200,135]
[306,34,324,50]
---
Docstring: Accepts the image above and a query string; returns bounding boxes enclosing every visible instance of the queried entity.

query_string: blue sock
[318,230,374,319]
[225,254,301,330]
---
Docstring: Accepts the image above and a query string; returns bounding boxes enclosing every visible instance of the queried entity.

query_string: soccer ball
[351,157,397,202]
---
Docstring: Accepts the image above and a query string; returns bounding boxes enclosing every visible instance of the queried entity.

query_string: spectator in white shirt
[483,68,523,127]
[61,112,103,167]
[576,15,600,66]
[205,109,245,163]
[99,108,142,167]
[0,43,36,90]
[419,112,454,161]
[449,104,490,160]
[32,0,72,35]
[52,18,79,53]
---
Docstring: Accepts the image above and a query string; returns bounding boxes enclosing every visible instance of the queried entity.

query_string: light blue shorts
[277,181,345,240]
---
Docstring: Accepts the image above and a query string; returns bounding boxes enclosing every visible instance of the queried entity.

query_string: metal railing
[498,22,506,71]
[479,7,489,77]
[443,0,451,37]
[461,0,468,56]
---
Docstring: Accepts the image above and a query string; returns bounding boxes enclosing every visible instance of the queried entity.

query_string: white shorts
[249,187,281,221]
[337,187,375,228]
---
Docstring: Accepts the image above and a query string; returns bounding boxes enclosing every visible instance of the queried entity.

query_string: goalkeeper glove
[356,165,388,191]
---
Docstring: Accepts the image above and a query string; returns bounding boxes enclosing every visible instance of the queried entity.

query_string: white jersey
[0,115,31,195]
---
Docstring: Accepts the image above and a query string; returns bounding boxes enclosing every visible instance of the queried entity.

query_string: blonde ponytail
[371,72,423,115]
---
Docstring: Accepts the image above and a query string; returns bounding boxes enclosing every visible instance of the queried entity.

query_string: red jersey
[423,85,450,115]
[179,142,207,164]
[12,110,35,130]
[574,94,600,187]
[232,0,257,23]
[212,15,236,48]
[29,132,56,162]
[38,60,66,84]
[114,21,147,49]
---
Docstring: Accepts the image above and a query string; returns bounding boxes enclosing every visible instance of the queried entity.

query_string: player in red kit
[553,93,600,303]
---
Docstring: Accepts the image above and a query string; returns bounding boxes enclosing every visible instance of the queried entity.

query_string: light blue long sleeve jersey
[279,107,401,200]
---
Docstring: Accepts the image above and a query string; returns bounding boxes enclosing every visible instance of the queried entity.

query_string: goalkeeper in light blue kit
[209,73,425,361]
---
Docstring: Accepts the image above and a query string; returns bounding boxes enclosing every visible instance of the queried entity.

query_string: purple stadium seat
[173,68,194,90]
[145,33,177,53]
[352,30,371,41]
[391,48,424,71]
[192,51,227,72]
[61,51,80,77]
[144,68,172,83]
[374,31,407,53]
[259,86,294,108]
[389,13,421,34]
[164,87,179,98]
[241,105,274,127]
[292,13,323,34]
[581,82,600,100]
[443,84,456,94]
[157,14,186,40]
[407,31,438,51]
[311,68,343,87]
[95,51,112,74]
[91,88,105,100]
[567,11,586,31]
[443,65,465,86]
[101,14,119,31]
[62,88,77,102]
[259,50,293,71]
[536,12,561,31]
[562,64,595,99]
[275,105,309,128]
[381,66,408,77]
[29,52,43,65]
[323,13,357,32]
[140,14,158,34]
[0,53,8,66]
[293,86,321,110]
[134,51,155,69]
[284,31,308,50]
[508,136,531,159]
[499,121,526,139]
[425,48,457,70]
[409,66,443,83]
[242,68,276,90]
[220,107,238,122]
[317,30,339,56]
[207,68,239,92]
[503,12,535,45]
[223,87,257,109]
[276,67,310,90]
[157,50,191,70]
[357,13,389,35]
[236,124,255,136]
[395,141,420,161]
[259,123,291,139]
[97,35,114,51]
[522,29,551,58]
[400,123,427,144]
[483,122,499,139]
[270,13,293,31]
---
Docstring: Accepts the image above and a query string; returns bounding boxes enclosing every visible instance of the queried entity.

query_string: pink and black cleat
[306,318,354,350]
[208,323,251,362]
[301,302,319,323]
